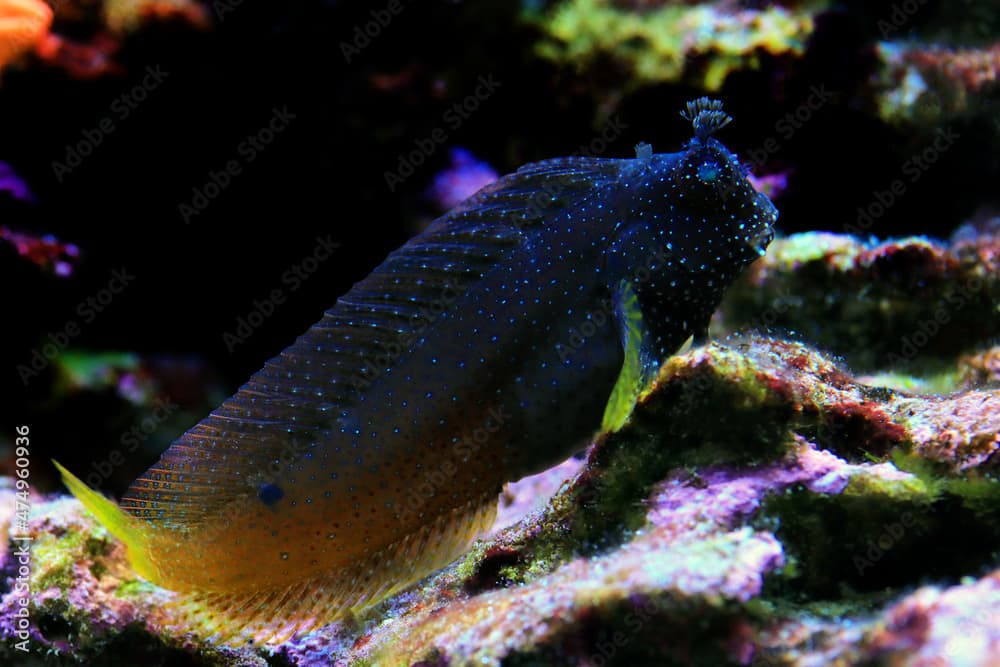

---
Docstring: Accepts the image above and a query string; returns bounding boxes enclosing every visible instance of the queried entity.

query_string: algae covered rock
[4,332,1000,665]
[872,37,1000,128]
[527,0,817,92]
[720,229,1000,377]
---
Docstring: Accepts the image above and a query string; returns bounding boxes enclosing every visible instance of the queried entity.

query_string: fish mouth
[748,192,778,257]
[749,226,774,257]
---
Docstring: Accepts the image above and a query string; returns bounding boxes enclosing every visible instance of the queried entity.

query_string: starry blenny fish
[56,98,777,644]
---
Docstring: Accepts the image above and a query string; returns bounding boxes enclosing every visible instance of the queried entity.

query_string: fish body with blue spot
[56,98,777,643]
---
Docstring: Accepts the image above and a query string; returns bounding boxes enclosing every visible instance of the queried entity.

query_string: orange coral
[31,0,210,80]
[0,0,52,72]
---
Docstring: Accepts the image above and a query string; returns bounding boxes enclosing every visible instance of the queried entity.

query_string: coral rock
[5,337,1000,665]
[0,0,51,73]
[721,231,1000,374]
[874,40,1000,126]
[528,0,817,92]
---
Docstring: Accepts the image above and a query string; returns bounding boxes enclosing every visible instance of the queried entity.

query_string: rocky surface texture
[527,0,818,92]
[5,0,1000,662]
[3,296,1000,664]
[720,228,1000,380]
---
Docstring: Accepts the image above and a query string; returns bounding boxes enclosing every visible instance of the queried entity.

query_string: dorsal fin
[119,154,628,527]
[447,154,626,224]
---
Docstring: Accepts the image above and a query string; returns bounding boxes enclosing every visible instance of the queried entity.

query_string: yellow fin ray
[162,495,498,645]
[52,460,160,583]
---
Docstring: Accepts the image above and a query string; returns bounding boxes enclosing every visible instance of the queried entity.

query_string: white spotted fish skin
[57,98,777,644]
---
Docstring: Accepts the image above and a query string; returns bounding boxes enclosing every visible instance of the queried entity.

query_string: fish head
[614,133,777,296]
[621,99,777,288]
[670,133,778,270]
[606,99,779,354]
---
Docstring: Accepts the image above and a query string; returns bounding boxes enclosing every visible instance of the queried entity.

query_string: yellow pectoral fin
[601,280,655,433]
[52,460,159,583]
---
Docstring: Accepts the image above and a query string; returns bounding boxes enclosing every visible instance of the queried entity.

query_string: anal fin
[164,495,499,645]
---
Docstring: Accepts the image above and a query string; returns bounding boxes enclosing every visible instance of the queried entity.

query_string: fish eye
[697,162,719,182]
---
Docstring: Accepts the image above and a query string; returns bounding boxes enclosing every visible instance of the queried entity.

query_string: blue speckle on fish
[257,483,284,506]
[55,97,777,645]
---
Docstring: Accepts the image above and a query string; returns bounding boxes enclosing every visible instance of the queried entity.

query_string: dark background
[2,0,996,494]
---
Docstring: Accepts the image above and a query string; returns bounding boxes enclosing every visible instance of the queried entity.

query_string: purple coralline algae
[4,329,1000,665]
[426,147,499,211]
[0,161,32,201]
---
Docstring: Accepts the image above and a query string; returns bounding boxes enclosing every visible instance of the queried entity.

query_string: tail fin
[52,460,160,583]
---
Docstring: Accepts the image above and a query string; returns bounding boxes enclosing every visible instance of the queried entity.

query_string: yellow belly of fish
[61,397,510,644]
[162,491,499,644]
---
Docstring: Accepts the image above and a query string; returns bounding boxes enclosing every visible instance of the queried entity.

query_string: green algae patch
[758,484,1000,601]
[31,533,86,594]
[841,465,932,502]
[455,341,805,594]
[114,579,157,600]
[891,451,1000,514]
[565,348,796,557]
[529,0,815,91]
[858,368,962,396]
[456,473,611,594]
[528,338,861,566]
[636,345,798,465]
[721,233,1000,372]
[26,500,127,597]
[454,540,493,583]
